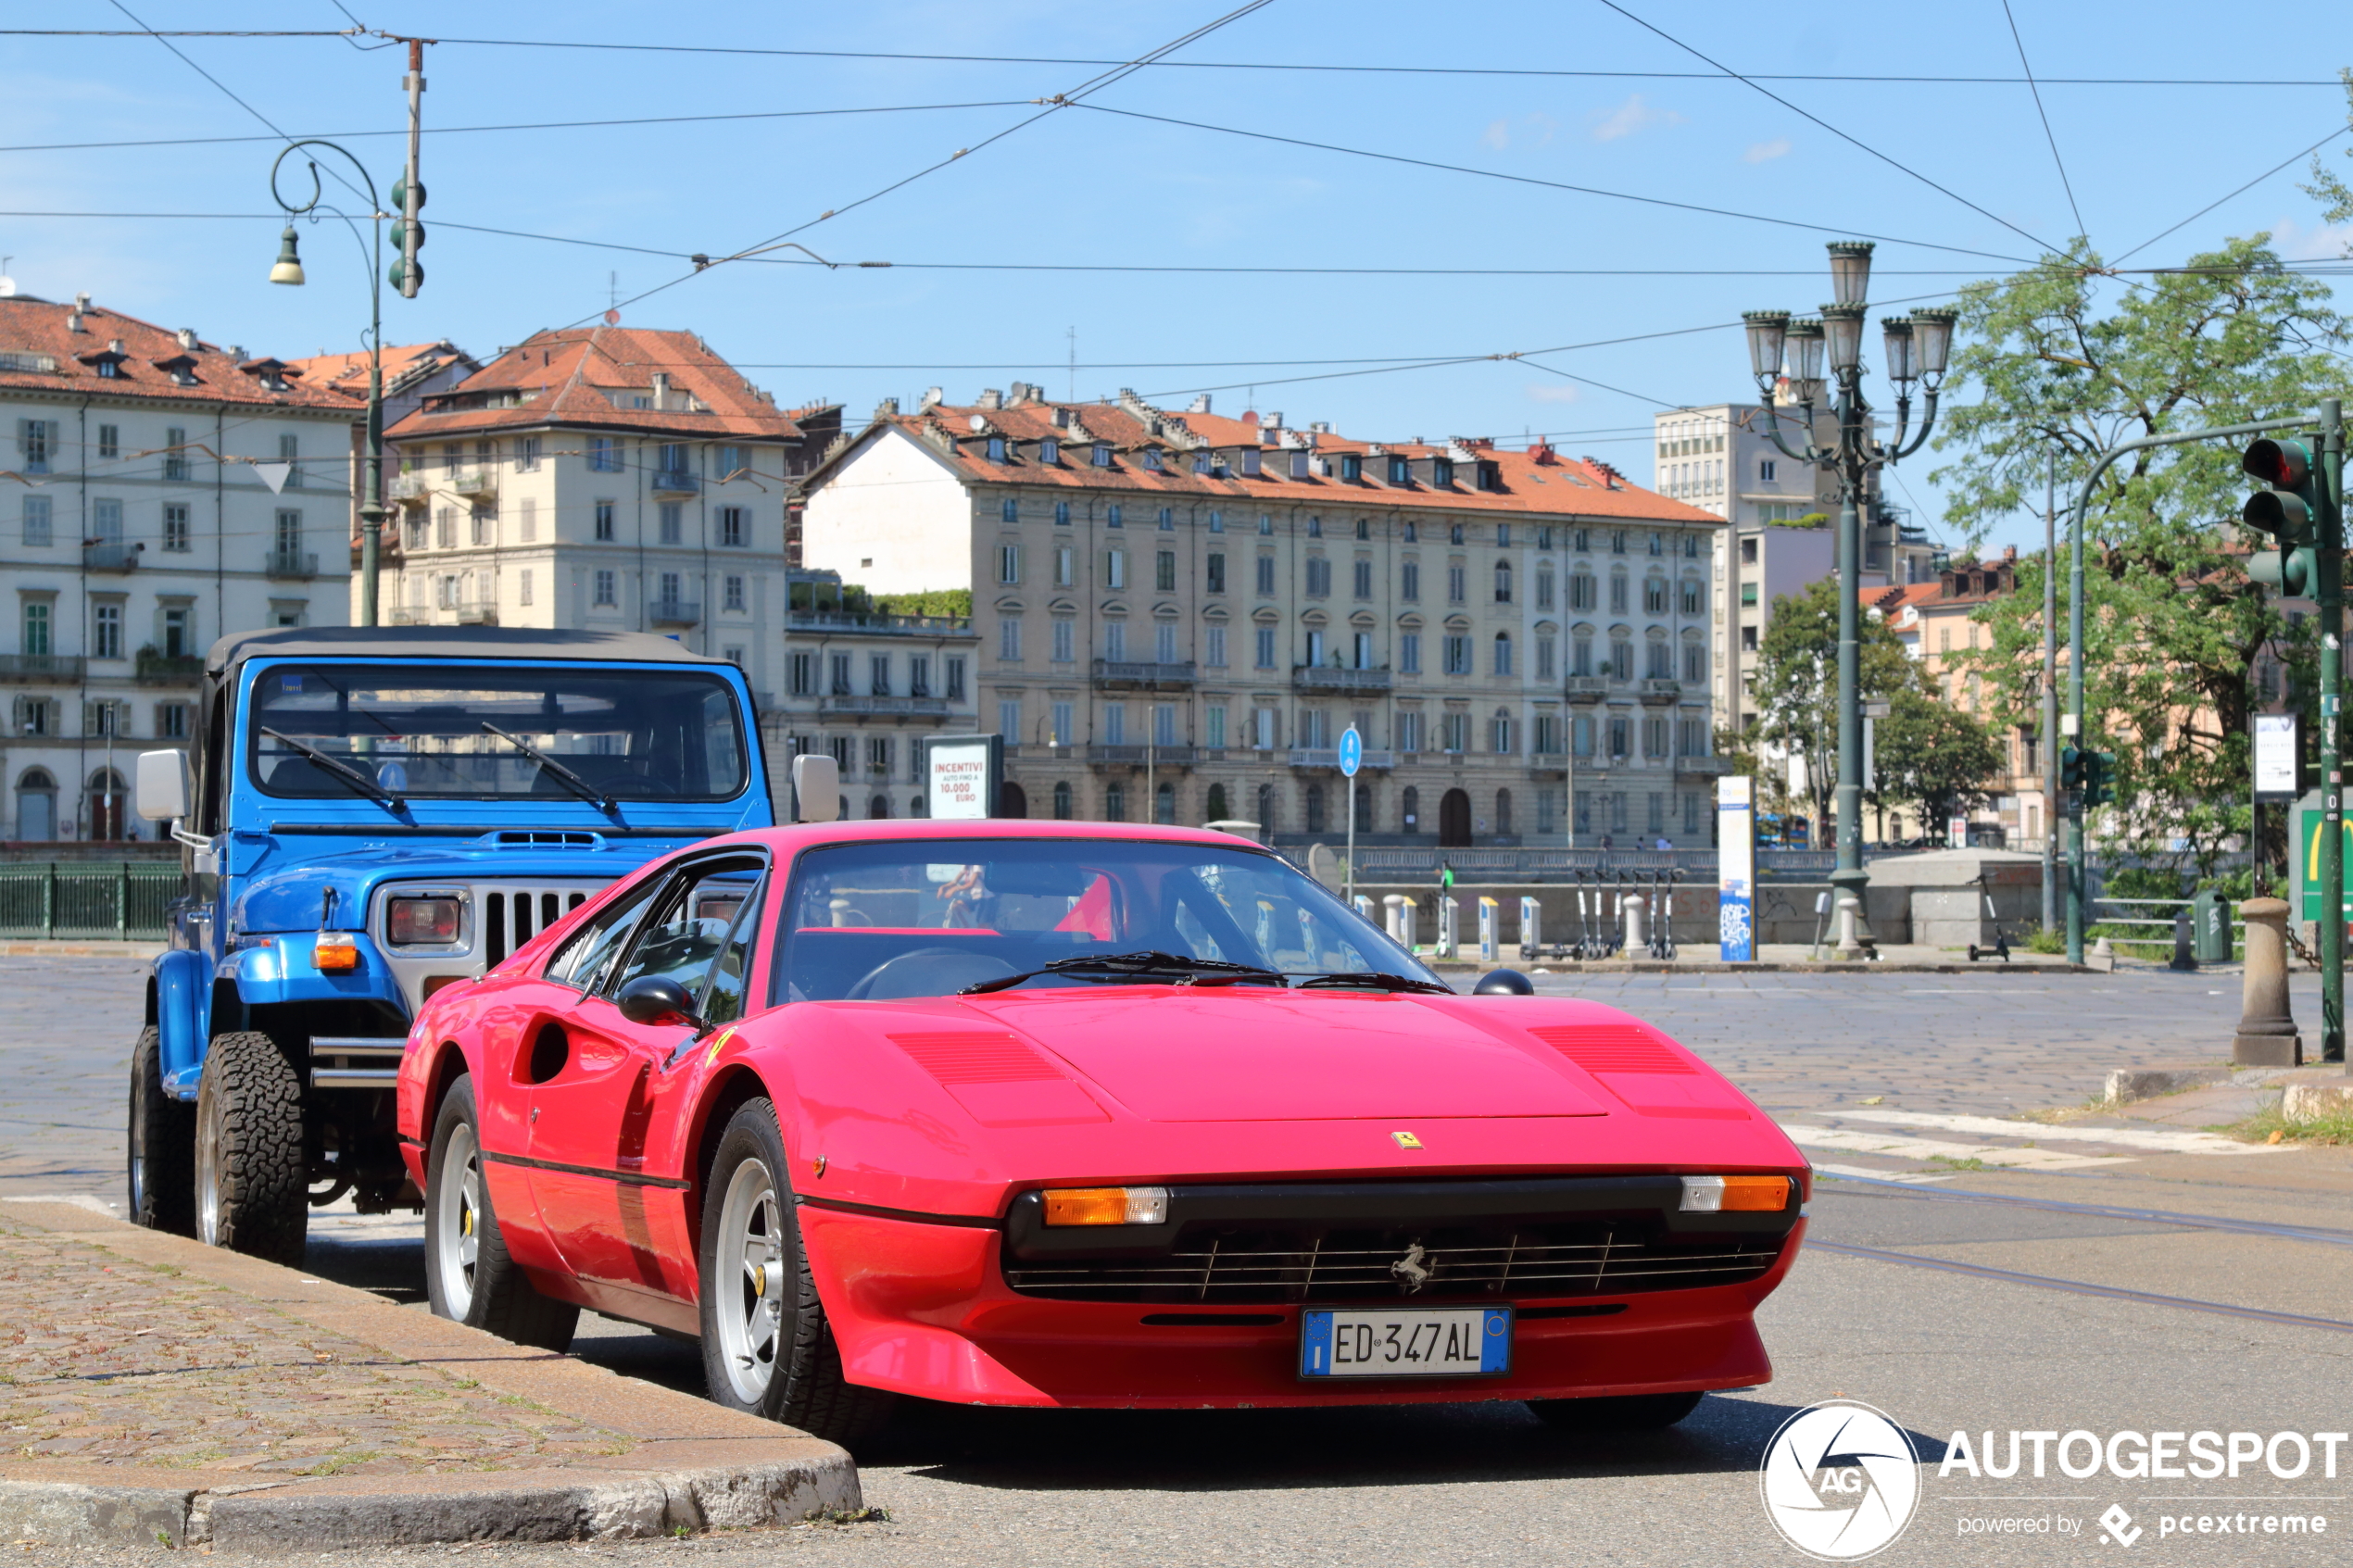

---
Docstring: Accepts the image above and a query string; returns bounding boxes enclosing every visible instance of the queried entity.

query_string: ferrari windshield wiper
[477,722,616,813]
[961,950,1286,996]
[1293,972,1455,995]
[259,727,404,812]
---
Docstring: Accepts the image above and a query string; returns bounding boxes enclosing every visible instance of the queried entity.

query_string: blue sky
[6,1,2349,558]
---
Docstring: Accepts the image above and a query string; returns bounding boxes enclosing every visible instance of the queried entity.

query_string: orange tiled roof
[283,340,472,401]
[0,295,358,411]
[1861,583,1940,616]
[819,389,1719,524]
[386,326,803,443]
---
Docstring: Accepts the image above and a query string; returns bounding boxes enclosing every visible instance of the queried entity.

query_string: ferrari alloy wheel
[128,1026,195,1236]
[1527,1390,1705,1431]
[698,1098,895,1446]
[193,1031,308,1265]
[423,1074,578,1351]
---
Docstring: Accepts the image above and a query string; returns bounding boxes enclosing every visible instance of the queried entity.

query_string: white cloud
[1483,119,1511,151]
[1591,94,1684,143]
[1525,383,1583,404]
[1743,137,1792,164]
[1481,113,1557,152]
[2268,214,2353,261]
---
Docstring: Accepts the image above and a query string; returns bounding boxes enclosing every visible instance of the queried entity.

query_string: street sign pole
[2322,398,2345,1061]
[1339,726,1362,906]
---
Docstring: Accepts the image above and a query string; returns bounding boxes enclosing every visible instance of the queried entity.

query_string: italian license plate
[1299,1306,1512,1379]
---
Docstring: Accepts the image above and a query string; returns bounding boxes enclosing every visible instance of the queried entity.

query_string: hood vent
[890,1032,1061,1084]
[1527,1025,1695,1075]
[478,830,603,848]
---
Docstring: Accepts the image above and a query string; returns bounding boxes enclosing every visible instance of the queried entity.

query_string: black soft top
[207,626,729,678]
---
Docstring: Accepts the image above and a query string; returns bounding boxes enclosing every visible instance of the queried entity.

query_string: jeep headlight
[387,897,462,947]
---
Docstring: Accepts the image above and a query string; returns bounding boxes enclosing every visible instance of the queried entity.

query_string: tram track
[1816,1170,2353,1249]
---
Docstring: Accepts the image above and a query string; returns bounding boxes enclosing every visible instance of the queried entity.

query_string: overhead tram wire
[1999,0,2089,242]
[1591,0,2062,257]
[2112,121,2353,266]
[568,0,1277,331]
[1064,104,2033,267]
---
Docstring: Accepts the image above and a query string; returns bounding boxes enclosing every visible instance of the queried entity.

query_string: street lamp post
[1742,242,1956,957]
[268,142,389,627]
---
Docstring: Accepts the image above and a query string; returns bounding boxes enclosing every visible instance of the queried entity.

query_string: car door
[524,852,768,1305]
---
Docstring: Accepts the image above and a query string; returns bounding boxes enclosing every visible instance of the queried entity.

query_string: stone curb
[2104,1065,2235,1104]
[2284,1081,2353,1123]
[1430,960,2093,976]
[0,1201,862,1550]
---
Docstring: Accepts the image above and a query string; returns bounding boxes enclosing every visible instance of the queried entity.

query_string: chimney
[74,292,91,313]
[2002,544,2018,562]
[976,388,1003,409]
[1310,420,1331,435]
[1259,410,1282,432]
[229,345,245,363]
[175,328,198,351]
[108,338,125,355]
[650,371,671,409]
[1052,407,1072,429]
[1529,443,1555,465]
[1188,394,1213,414]
[875,395,900,420]
[918,385,943,409]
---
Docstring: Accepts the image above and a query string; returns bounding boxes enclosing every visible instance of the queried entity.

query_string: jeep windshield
[245,663,749,802]
[774,837,1440,1003]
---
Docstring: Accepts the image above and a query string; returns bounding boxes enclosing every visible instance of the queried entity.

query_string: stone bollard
[2233,897,2302,1066]
[2170,908,2197,972]
[1621,890,1646,953]
[1383,893,1409,946]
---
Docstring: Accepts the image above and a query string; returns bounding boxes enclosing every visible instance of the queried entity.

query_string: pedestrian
[1599,833,1614,851]
[1656,835,1673,852]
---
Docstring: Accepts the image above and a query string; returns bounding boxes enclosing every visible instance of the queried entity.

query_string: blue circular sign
[1338,726,1363,778]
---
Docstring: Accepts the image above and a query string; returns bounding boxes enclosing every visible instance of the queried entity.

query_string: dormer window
[1191,451,1210,474]
[1239,449,1262,477]
[1340,453,1362,483]
[78,340,131,380]
[1431,458,1455,487]
[1388,455,1410,484]
[1477,460,1502,492]
[986,436,1006,463]
[1040,438,1060,465]
[1091,444,1112,468]
[1141,447,1163,471]
[1290,451,1310,479]
[96,359,120,379]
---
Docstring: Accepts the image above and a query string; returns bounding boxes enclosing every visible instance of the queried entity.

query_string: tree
[1929,235,2353,877]
[1869,687,2005,833]
[1750,576,1918,835]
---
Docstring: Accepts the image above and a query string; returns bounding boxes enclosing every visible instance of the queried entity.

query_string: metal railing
[82,543,140,572]
[649,470,699,495]
[1093,659,1198,687]
[265,549,319,580]
[787,609,973,636]
[0,654,86,681]
[0,862,179,940]
[819,694,950,717]
[1293,665,1393,693]
[648,598,702,626]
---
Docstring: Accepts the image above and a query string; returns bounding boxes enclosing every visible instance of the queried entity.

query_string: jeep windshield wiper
[477,722,615,813]
[1293,972,1455,995]
[961,950,1287,996]
[258,728,404,812]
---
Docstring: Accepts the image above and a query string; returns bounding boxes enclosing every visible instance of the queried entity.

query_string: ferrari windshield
[245,663,749,802]
[774,837,1438,1003]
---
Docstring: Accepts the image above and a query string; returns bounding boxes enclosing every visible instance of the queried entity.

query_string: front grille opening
[483,888,592,967]
[1006,1220,1781,1305]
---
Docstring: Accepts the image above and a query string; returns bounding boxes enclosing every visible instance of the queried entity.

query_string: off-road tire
[194,1030,308,1265]
[1527,1390,1705,1431]
[423,1073,578,1351]
[127,1026,195,1236]
[698,1098,895,1447]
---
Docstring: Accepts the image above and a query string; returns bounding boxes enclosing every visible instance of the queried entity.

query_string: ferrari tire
[423,1074,578,1351]
[1527,1390,1705,1431]
[698,1098,894,1446]
[193,1031,308,1265]
[128,1026,195,1236]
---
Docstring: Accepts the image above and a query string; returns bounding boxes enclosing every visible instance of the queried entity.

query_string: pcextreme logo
[1761,1399,1923,1561]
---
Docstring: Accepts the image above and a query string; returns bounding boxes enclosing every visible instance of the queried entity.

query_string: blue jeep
[127,627,773,1262]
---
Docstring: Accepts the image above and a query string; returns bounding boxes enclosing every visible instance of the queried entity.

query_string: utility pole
[2321,397,2345,1061]
[2042,448,2058,932]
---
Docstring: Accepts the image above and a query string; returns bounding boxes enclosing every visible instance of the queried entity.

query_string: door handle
[530,1106,539,1124]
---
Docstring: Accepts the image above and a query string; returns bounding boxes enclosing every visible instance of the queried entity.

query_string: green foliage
[1930,234,2353,877]
[2024,925,2067,955]
[1767,512,1831,529]
[1869,686,2006,824]
[1751,576,1919,831]
[872,588,972,619]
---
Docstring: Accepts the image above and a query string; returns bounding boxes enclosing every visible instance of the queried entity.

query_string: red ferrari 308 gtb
[396,821,1807,1444]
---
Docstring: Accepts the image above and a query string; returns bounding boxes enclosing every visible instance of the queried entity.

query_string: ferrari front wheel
[423,1074,578,1351]
[698,1098,894,1446]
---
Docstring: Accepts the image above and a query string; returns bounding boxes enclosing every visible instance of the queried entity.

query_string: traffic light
[2061,746,2086,792]
[389,172,424,297]
[2082,749,2118,808]
[2244,436,2319,595]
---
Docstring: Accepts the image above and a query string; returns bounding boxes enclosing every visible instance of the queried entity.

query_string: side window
[606,856,767,1002]
[698,878,766,1027]
[546,881,663,992]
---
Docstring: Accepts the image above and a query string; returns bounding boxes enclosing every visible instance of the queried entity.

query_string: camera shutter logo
[1758,1399,1921,1560]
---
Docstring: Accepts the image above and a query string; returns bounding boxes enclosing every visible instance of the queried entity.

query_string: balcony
[1676,756,1732,776]
[0,654,85,683]
[648,598,703,628]
[1288,747,1396,771]
[387,472,432,507]
[788,609,974,637]
[455,602,498,626]
[82,543,140,573]
[1085,744,1197,768]
[1292,664,1392,693]
[451,469,496,500]
[389,608,430,625]
[818,695,951,719]
[264,549,319,581]
[1091,659,1196,690]
[1639,678,1682,705]
[134,648,203,685]
[1565,676,1610,702]
[650,470,699,495]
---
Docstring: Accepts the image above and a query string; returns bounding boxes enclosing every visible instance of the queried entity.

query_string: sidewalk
[0,1199,858,1550]
[1430,942,2088,975]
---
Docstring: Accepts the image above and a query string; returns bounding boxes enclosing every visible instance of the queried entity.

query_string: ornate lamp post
[268,142,389,627]
[1742,242,1956,956]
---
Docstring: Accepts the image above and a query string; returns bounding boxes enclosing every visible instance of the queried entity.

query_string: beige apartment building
[800,386,1726,845]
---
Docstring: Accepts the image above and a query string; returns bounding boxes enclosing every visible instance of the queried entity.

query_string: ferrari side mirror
[616,973,706,1032]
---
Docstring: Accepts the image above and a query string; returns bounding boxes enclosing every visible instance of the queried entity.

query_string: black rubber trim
[479,1148,692,1190]
[795,1193,1004,1229]
[1140,1312,1285,1326]
[1517,1302,1629,1321]
[271,822,723,838]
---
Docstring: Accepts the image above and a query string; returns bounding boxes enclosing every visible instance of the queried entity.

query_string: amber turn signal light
[313,933,360,973]
[1679,1174,1791,1213]
[1040,1185,1170,1226]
